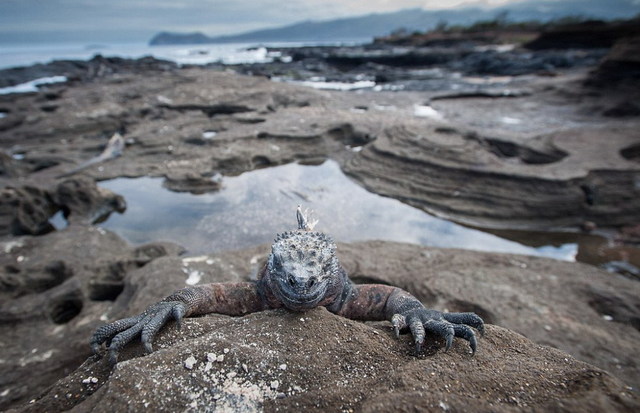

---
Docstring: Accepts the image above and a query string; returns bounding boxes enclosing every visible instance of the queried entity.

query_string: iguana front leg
[334,284,484,353]
[91,282,270,364]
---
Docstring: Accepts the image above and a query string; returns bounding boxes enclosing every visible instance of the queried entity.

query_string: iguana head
[267,207,338,311]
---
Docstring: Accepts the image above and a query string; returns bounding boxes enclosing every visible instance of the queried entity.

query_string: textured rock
[1,50,640,411]
[1,229,640,410]
[588,35,640,86]
[14,312,639,413]
[524,18,640,50]
[343,121,640,230]
[0,226,183,410]
[0,178,126,237]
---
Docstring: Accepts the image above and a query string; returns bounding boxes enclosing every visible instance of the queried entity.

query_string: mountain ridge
[149,0,640,45]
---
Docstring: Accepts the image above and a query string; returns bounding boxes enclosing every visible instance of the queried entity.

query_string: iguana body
[92,207,484,364]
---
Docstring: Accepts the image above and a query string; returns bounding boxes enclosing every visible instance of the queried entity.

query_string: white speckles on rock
[279,363,287,371]
[270,380,279,390]
[185,270,202,285]
[206,352,217,363]
[81,377,99,385]
[184,356,197,370]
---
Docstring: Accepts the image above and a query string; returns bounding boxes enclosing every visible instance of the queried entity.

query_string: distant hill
[149,0,640,45]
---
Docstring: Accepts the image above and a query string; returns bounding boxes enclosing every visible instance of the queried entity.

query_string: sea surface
[93,160,579,261]
[0,40,358,71]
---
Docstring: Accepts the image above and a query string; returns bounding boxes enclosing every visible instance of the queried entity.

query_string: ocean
[0,40,341,71]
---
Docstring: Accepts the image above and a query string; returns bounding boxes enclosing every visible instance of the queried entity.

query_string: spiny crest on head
[296,205,318,232]
[272,206,336,261]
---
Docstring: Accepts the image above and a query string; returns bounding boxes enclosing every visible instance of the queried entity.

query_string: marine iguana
[57,132,125,178]
[92,207,484,364]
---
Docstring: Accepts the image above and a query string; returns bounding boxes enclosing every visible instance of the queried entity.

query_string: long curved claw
[90,301,187,365]
[390,302,485,355]
[90,315,141,354]
[141,306,173,354]
[424,320,455,352]
[452,324,478,355]
[108,323,146,365]
[408,317,426,353]
[391,313,407,338]
[442,312,485,336]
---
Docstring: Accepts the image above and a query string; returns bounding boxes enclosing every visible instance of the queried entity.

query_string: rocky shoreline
[1,27,640,411]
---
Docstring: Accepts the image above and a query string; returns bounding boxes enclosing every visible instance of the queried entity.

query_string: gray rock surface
[1,228,639,410]
[14,313,639,413]
[1,64,638,230]
[1,54,639,411]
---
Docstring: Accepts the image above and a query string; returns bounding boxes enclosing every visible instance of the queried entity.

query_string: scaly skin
[92,208,484,364]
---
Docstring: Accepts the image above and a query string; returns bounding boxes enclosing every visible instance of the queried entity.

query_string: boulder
[2,231,640,411]
[14,311,638,412]
[588,35,640,86]
[0,226,184,410]
[0,178,126,237]
[525,19,640,50]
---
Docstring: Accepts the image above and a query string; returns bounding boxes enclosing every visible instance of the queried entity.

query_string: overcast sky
[0,0,524,43]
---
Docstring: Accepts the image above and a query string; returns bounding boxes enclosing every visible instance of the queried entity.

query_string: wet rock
[0,186,56,236]
[524,19,640,50]
[51,178,126,224]
[343,118,640,230]
[588,35,640,86]
[604,100,640,117]
[0,55,177,88]
[162,171,223,194]
[0,178,126,237]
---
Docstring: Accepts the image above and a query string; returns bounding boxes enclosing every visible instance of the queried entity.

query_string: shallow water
[97,160,579,261]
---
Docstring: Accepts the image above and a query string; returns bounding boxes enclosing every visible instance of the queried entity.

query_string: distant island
[149,0,639,46]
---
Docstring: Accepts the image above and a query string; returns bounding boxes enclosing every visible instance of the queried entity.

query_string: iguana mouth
[276,283,326,310]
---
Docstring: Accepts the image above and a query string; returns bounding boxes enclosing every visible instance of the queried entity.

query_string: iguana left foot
[391,308,484,354]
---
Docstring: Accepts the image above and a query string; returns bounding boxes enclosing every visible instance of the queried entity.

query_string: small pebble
[184,356,197,370]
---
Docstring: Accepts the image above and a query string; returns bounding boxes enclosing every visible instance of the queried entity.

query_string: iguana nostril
[308,277,316,288]
[288,274,296,287]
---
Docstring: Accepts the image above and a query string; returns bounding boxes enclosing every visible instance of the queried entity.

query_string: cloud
[0,0,522,42]
[0,0,628,43]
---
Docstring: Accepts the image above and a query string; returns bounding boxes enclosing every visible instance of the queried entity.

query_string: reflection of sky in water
[99,160,577,260]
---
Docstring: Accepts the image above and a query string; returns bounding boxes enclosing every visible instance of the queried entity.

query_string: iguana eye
[271,255,283,270]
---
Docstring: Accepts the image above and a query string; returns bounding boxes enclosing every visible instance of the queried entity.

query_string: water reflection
[99,160,576,260]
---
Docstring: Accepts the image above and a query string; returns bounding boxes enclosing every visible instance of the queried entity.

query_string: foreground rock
[0,226,184,410]
[15,312,638,413]
[2,226,639,410]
